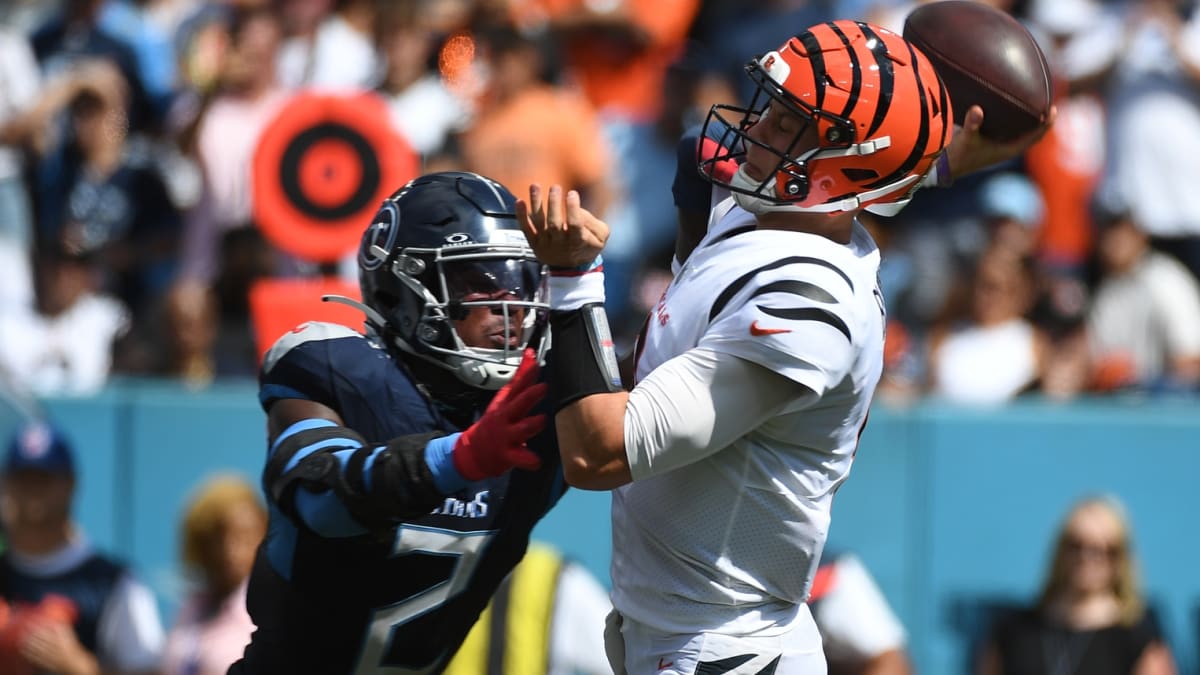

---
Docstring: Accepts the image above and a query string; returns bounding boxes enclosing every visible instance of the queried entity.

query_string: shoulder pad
[263,322,365,374]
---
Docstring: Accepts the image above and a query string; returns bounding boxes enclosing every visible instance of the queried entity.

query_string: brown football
[903,0,1053,141]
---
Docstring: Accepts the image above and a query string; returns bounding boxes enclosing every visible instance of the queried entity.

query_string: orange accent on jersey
[750,320,793,336]
[658,657,675,671]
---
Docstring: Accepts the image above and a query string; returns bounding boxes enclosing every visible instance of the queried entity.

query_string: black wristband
[548,304,623,412]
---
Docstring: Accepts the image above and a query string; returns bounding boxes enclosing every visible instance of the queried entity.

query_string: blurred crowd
[0,0,1197,405]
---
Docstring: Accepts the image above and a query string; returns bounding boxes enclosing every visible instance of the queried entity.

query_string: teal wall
[10,384,1197,675]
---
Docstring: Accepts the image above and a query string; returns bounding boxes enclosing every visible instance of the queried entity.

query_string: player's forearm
[556,392,632,490]
[544,299,630,489]
[266,419,449,535]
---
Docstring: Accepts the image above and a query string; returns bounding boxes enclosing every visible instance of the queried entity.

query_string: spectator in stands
[0,238,129,397]
[277,0,378,91]
[977,495,1176,675]
[28,0,155,134]
[162,475,265,675]
[375,1,470,162]
[808,551,912,675]
[601,59,703,336]
[457,23,614,222]
[207,225,278,376]
[41,62,182,318]
[444,542,612,675]
[0,27,42,253]
[534,0,699,126]
[0,421,164,674]
[0,0,51,33]
[179,5,288,284]
[171,3,235,120]
[1086,192,1200,393]
[159,281,220,387]
[979,173,1045,262]
[928,248,1049,405]
[1102,0,1200,281]
[977,173,1090,398]
[116,225,269,383]
[1024,0,1118,280]
[688,0,835,110]
[98,0,182,119]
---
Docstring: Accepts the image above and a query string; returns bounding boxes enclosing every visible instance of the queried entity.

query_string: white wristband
[549,271,606,311]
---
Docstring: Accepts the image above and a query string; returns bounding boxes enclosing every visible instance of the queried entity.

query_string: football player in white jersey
[518,19,1050,675]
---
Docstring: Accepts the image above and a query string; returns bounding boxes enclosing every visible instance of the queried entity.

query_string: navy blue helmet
[354,172,548,390]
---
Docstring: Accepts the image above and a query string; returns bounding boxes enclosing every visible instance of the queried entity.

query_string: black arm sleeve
[265,424,448,534]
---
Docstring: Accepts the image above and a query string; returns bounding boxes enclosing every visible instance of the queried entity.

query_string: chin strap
[445,354,515,391]
[731,170,923,216]
[728,135,928,216]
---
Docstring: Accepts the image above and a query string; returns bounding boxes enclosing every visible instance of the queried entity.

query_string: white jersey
[611,196,885,637]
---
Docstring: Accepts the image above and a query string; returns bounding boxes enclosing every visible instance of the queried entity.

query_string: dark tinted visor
[443,259,543,303]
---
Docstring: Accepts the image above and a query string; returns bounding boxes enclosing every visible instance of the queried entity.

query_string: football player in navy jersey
[228,171,564,675]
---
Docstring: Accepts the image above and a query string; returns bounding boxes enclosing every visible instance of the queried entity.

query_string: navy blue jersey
[232,322,566,675]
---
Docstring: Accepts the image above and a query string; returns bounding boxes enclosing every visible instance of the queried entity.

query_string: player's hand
[946,104,1057,180]
[452,349,548,480]
[517,184,609,268]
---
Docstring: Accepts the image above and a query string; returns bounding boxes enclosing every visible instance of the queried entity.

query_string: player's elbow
[557,426,630,489]
[561,456,597,488]
[556,400,631,490]
[562,454,631,490]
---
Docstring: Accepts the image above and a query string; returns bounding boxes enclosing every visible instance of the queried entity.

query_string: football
[903,0,1053,141]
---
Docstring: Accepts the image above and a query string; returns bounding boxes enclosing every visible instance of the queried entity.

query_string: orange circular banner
[253,91,417,263]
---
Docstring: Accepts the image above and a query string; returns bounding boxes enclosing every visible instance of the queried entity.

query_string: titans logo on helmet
[360,201,400,271]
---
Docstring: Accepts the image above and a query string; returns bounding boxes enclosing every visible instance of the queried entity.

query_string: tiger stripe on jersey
[749,280,837,304]
[758,305,851,342]
[696,653,782,675]
[708,256,853,322]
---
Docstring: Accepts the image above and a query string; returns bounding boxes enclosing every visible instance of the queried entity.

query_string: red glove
[452,349,548,480]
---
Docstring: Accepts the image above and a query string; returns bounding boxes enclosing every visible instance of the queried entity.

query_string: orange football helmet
[699,20,954,216]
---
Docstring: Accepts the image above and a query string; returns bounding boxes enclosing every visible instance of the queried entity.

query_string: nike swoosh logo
[750,320,792,336]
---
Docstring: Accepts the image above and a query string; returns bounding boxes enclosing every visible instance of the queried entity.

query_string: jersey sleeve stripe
[708,256,854,322]
[758,305,852,341]
[294,447,374,537]
[750,279,838,303]
[271,418,340,452]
